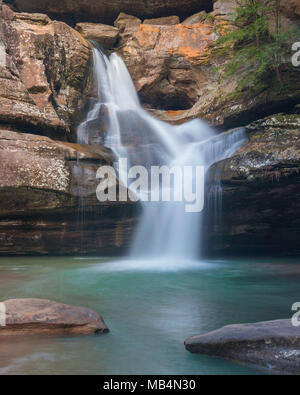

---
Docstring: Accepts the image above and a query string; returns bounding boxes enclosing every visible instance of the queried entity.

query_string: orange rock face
[119,22,217,111]
[117,3,300,127]
[135,23,215,63]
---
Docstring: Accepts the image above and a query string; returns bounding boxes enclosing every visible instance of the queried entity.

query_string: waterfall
[77,47,247,261]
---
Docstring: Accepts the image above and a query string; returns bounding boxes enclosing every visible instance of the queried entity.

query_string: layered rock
[205,113,300,256]
[75,23,119,49]
[185,319,300,374]
[143,16,180,26]
[4,0,214,25]
[118,22,218,111]
[114,13,142,44]
[0,2,299,257]
[116,2,300,128]
[0,5,91,138]
[182,11,208,25]
[0,299,109,335]
[0,129,138,255]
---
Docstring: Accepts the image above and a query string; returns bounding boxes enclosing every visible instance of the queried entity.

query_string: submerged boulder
[185,319,300,373]
[0,299,109,335]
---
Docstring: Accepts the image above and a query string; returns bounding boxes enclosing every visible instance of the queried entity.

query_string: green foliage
[217,0,298,98]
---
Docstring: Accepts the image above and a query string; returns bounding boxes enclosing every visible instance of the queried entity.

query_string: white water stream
[77,47,247,261]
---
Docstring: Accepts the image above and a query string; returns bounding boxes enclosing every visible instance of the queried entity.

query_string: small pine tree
[216,0,298,97]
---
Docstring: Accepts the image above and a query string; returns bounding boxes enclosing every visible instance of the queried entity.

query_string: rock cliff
[0,5,90,139]
[205,112,300,256]
[0,129,138,255]
[0,1,299,256]
[3,0,213,25]
[116,1,300,128]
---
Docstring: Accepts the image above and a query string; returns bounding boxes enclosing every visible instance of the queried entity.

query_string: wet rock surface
[0,129,138,255]
[205,113,300,256]
[0,1,299,257]
[185,319,300,374]
[0,299,109,335]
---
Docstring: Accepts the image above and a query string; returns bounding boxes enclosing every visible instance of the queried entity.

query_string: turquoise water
[0,256,299,375]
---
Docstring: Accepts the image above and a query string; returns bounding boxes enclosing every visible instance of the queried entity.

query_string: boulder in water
[0,299,109,335]
[185,319,300,373]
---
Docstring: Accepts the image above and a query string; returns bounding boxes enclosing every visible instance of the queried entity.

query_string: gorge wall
[0,0,299,255]
[4,0,214,25]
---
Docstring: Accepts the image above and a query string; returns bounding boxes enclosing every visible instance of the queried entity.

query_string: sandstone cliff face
[0,129,138,255]
[118,22,218,112]
[0,4,138,256]
[0,5,90,138]
[116,1,300,128]
[205,112,300,256]
[75,23,119,49]
[4,0,213,25]
[0,1,299,256]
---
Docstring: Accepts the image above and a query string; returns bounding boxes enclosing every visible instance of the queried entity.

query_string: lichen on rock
[0,5,91,138]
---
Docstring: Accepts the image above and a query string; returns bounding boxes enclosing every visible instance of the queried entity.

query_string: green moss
[216,0,299,99]
[205,13,216,24]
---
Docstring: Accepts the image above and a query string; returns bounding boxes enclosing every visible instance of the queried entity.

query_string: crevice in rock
[0,120,68,141]
[139,86,195,111]
[217,97,300,132]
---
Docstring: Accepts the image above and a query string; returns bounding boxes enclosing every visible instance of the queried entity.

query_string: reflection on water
[88,258,220,272]
[0,256,299,375]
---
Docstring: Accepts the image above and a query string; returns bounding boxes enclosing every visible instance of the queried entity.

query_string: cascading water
[77,47,247,262]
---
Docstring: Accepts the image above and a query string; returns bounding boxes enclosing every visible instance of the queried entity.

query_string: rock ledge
[185,319,300,373]
[0,299,109,335]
